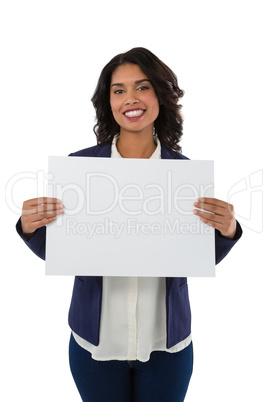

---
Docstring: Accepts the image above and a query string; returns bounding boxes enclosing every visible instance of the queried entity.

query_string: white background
[1,0,267,400]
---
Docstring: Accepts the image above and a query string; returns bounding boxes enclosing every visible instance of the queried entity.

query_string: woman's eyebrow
[111,79,151,87]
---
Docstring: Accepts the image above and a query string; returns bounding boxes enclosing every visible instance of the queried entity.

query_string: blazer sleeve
[16,217,47,261]
[215,220,242,264]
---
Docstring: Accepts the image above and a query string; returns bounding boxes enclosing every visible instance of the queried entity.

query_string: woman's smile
[123,108,146,120]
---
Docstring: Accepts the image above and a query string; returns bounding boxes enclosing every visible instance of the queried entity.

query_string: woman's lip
[123,108,145,114]
[123,109,146,120]
[125,111,145,121]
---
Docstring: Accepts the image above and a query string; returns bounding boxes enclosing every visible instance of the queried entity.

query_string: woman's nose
[124,91,139,106]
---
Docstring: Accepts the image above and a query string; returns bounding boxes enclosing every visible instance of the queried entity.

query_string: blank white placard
[46,156,215,277]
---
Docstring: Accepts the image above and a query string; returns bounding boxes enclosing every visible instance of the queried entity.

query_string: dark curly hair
[91,47,184,152]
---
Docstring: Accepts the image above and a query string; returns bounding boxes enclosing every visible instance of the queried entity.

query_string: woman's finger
[23,197,62,209]
[22,203,64,216]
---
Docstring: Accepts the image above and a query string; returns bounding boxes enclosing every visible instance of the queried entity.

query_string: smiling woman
[16,47,242,402]
[91,47,184,153]
[110,64,160,158]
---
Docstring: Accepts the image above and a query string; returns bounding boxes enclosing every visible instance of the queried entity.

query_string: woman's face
[110,63,159,136]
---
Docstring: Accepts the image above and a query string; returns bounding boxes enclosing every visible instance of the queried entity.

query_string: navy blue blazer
[16,143,242,348]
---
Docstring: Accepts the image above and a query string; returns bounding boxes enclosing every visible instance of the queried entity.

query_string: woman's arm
[193,197,242,264]
[16,197,64,260]
[21,197,63,235]
[194,197,237,238]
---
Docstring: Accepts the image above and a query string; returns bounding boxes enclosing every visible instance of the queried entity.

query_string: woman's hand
[21,197,64,235]
[194,197,237,239]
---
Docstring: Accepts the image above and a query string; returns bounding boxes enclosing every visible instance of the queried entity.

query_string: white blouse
[72,136,192,361]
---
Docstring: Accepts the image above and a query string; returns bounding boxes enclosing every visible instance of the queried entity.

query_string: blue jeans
[69,334,193,402]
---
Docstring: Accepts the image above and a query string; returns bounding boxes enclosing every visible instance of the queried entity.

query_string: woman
[17,48,242,401]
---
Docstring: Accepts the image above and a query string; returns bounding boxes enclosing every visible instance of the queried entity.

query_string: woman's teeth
[124,110,144,117]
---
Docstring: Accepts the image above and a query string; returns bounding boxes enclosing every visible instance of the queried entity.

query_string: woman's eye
[113,86,149,94]
[114,89,124,94]
[137,86,149,91]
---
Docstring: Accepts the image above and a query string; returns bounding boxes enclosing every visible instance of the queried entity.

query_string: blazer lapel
[93,144,112,157]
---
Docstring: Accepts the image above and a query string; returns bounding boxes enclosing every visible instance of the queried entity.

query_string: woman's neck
[116,130,156,159]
